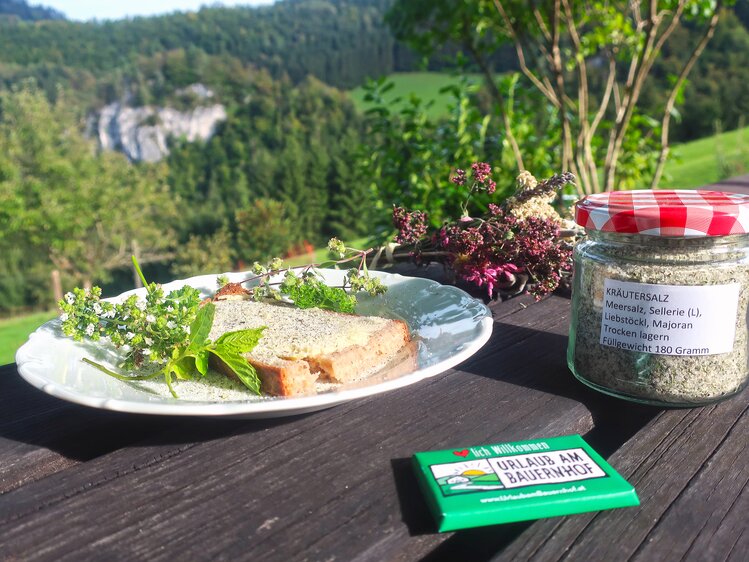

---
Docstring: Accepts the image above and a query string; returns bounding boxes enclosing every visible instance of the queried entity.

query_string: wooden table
[3,183,749,561]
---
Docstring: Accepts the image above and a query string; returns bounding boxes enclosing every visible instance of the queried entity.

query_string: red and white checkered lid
[575,190,749,237]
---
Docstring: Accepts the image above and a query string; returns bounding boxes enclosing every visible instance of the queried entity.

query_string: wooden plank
[0,364,191,495]
[0,296,625,561]
[492,391,749,561]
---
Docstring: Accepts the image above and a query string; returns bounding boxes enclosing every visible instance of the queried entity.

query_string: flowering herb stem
[132,255,148,289]
[82,358,162,381]
[391,164,574,300]
[222,241,386,314]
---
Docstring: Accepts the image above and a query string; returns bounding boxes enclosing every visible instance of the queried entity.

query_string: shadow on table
[0,364,313,461]
[390,321,661,560]
[391,456,534,560]
[459,321,662,457]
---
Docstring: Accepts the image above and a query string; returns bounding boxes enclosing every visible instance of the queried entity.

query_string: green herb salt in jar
[568,190,749,406]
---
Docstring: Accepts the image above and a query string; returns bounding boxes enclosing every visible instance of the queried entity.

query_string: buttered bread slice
[208,300,411,396]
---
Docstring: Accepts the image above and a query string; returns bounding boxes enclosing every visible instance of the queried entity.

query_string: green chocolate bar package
[412,434,639,532]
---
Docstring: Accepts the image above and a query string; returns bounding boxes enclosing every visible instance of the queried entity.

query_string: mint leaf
[172,356,196,380]
[187,303,215,351]
[214,327,266,353]
[194,349,210,376]
[209,346,261,394]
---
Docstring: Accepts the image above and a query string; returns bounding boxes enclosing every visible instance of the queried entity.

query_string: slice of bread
[207,300,412,396]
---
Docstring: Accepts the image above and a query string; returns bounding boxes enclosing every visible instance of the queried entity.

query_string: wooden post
[51,269,63,304]
[132,239,142,288]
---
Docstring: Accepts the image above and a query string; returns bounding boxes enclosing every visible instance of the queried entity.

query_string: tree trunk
[51,269,63,304]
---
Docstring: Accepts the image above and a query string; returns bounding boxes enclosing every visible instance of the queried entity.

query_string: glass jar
[567,190,749,406]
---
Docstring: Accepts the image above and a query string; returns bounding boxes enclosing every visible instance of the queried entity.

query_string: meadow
[348,71,483,119]
[0,310,56,365]
[662,125,749,188]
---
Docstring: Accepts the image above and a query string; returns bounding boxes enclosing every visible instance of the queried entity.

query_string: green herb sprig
[229,238,386,313]
[59,257,264,397]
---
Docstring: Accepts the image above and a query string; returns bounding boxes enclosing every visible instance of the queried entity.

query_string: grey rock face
[97,89,227,162]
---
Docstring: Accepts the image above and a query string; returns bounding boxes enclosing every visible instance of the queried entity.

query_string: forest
[3,0,749,313]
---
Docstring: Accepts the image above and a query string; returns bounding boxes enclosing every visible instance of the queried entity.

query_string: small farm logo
[430,459,505,496]
[430,447,607,496]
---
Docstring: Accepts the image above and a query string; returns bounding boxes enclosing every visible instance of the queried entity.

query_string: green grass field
[348,71,483,119]
[662,126,749,188]
[0,311,56,366]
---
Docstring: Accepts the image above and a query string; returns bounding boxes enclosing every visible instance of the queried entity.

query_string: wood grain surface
[3,179,749,560]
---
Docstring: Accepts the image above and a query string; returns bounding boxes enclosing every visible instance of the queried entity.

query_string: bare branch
[630,0,643,28]
[589,55,617,141]
[561,0,593,194]
[613,79,622,113]
[651,2,722,188]
[604,0,663,190]
[493,0,560,106]
[532,4,551,42]
[649,1,687,73]
[547,0,575,175]
[462,36,525,171]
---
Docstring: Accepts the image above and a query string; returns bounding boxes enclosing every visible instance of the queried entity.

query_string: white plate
[16,270,493,418]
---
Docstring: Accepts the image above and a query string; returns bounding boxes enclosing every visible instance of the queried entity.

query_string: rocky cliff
[97,90,226,162]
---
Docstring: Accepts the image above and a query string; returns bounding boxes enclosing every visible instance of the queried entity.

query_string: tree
[388,0,729,193]
[235,198,299,264]
[0,86,175,304]
[326,131,375,240]
[171,227,235,277]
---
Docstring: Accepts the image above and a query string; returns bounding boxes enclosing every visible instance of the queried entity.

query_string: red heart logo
[453,449,469,458]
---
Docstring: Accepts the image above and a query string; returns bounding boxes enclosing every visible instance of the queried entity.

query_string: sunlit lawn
[348,71,483,119]
[0,310,57,366]
[661,125,749,188]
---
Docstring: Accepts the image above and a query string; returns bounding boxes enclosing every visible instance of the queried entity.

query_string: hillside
[662,125,749,188]
[0,0,63,21]
[0,0,401,91]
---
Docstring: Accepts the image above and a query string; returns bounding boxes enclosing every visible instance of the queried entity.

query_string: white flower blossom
[60,313,69,322]
[142,348,152,356]
[166,320,176,329]
[144,337,153,346]
[136,300,147,311]
[103,308,116,319]
[64,292,75,304]
[126,332,135,340]
[146,314,156,323]
[166,306,174,312]
[85,324,96,337]
[93,302,102,315]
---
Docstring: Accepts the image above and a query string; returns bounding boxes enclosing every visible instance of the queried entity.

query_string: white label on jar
[600,279,740,356]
